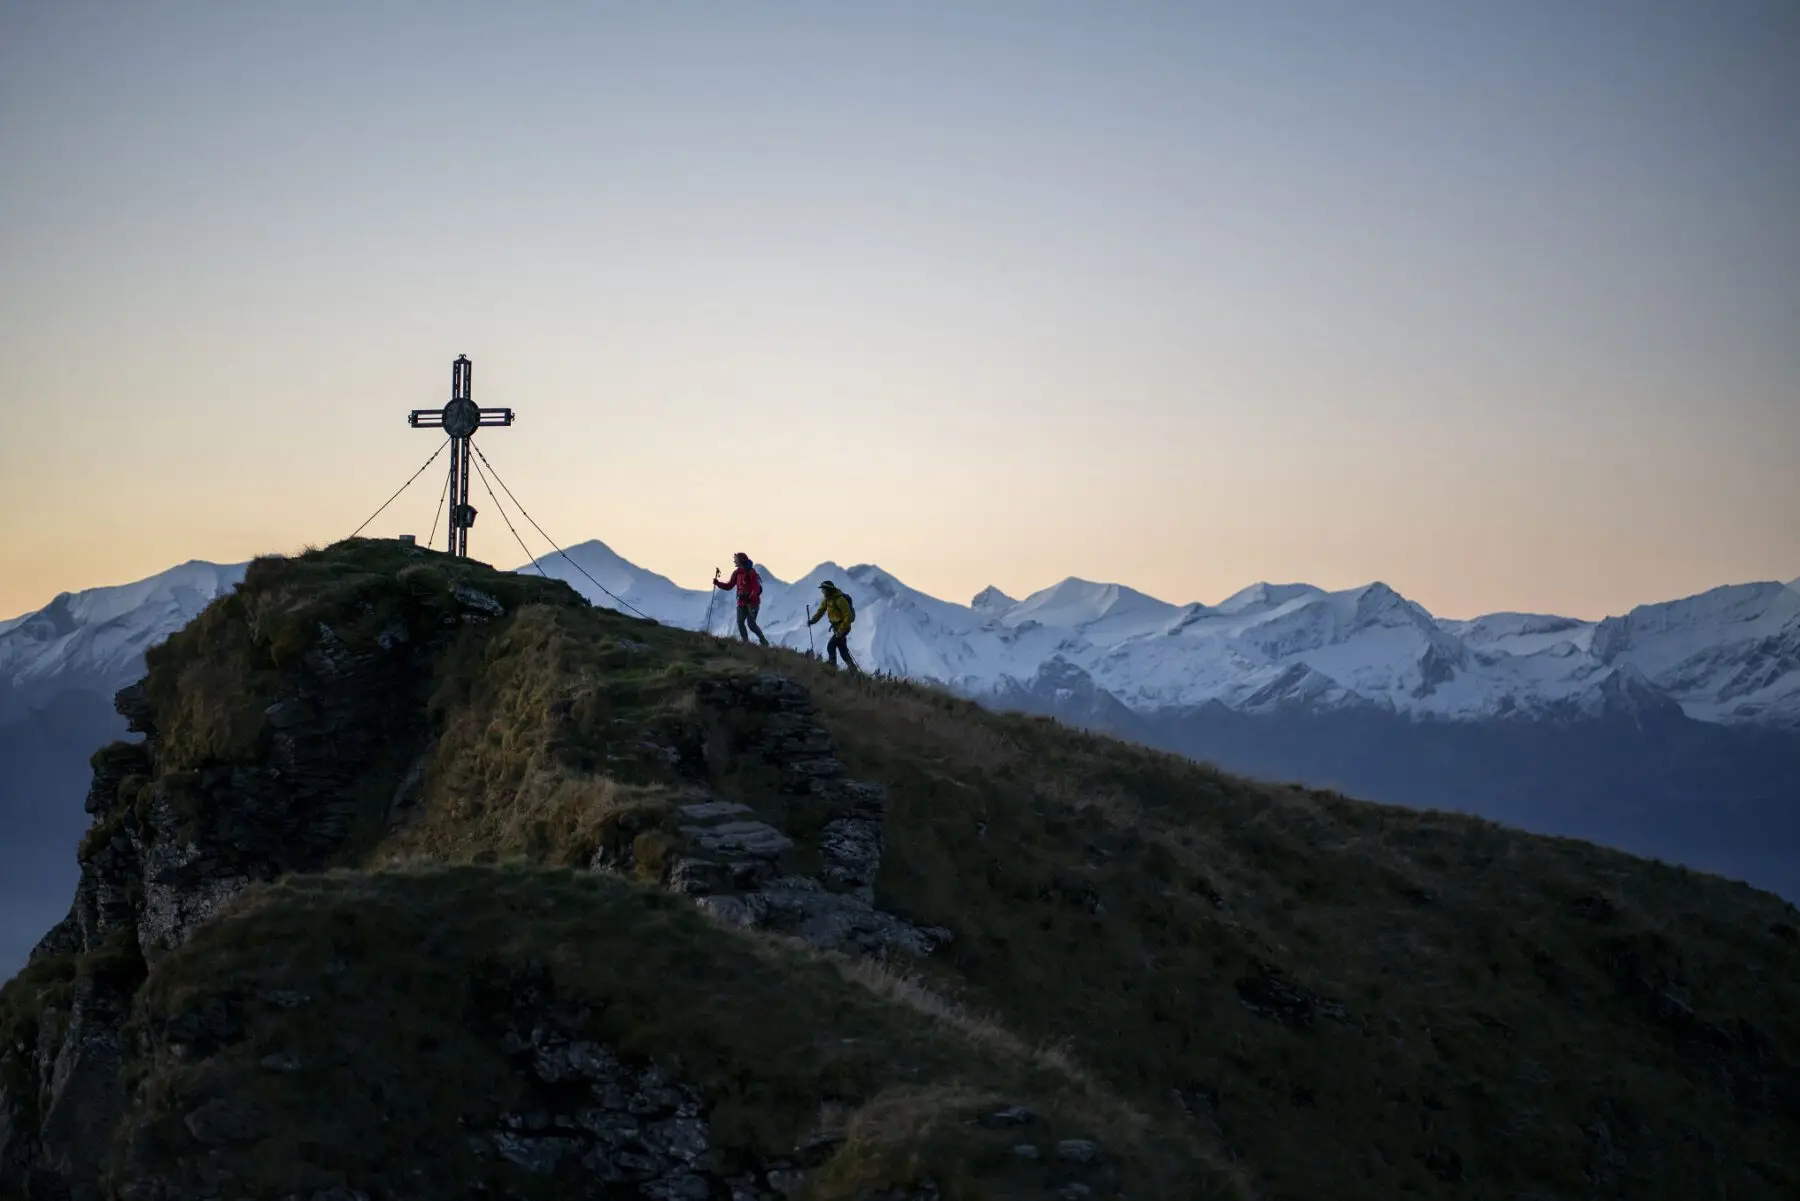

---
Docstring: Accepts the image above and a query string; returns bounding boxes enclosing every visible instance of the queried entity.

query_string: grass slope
[793,670,1800,1197]
[112,865,1223,1199]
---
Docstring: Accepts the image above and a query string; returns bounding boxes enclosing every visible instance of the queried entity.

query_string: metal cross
[407,356,514,558]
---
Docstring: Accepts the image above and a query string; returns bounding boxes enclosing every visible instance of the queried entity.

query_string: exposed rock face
[461,966,814,1201]
[36,972,135,1198]
[74,624,427,966]
[97,953,857,1201]
[2,930,145,1201]
[3,573,519,1198]
[650,672,951,959]
[126,611,442,960]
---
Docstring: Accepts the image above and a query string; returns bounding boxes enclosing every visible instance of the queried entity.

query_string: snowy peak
[971,586,1017,614]
[1350,581,1410,624]
[1445,612,1594,656]
[1002,578,1181,648]
[1334,582,1452,643]
[528,539,667,584]
[1594,581,1800,656]
[9,560,243,633]
[1582,580,1800,725]
[1214,582,1325,615]
[802,562,851,587]
[1215,581,1438,654]
[0,560,247,722]
[516,540,703,625]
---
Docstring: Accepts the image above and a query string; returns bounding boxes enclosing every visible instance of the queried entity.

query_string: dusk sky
[2,1,1796,620]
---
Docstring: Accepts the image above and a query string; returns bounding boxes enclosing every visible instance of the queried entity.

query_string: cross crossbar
[408,408,514,428]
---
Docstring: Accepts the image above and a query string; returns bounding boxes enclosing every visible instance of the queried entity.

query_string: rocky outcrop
[464,965,824,1201]
[36,972,135,1199]
[649,672,951,959]
[3,563,547,1198]
[2,930,145,1201]
[101,957,875,1201]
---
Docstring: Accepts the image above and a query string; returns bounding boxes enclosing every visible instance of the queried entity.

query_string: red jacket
[716,565,762,605]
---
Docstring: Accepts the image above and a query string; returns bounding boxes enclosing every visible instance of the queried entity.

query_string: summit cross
[407,355,514,558]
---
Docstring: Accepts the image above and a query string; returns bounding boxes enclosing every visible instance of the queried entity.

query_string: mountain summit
[4,539,1798,1200]
[970,585,1017,612]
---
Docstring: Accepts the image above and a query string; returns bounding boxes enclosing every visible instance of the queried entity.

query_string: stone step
[817,818,882,901]
[680,820,794,860]
[667,856,776,897]
[677,800,755,825]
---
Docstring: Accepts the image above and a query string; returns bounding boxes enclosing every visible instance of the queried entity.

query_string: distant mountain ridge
[520,542,1800,731]
[3,547,1795,731]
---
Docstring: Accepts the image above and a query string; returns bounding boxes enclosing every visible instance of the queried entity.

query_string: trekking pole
[702,569,720,637]
[805,609,816,658]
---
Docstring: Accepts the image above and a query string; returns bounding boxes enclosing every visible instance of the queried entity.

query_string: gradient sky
[2,1,1796,621]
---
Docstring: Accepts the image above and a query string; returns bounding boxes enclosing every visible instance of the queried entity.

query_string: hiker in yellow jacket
[807,581,861,673]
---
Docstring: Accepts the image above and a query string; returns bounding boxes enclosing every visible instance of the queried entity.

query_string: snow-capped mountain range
[3,542,1797,731]
[523,542,1800,730]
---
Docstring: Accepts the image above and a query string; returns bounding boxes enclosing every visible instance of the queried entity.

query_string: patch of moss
[88,740,149,777]
[0,951,77,1067]
[78,924,147,993]
[76,806,130,862]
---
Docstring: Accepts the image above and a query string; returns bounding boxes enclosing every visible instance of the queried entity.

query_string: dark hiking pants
[827,630,859,671]
[737,602,769,646]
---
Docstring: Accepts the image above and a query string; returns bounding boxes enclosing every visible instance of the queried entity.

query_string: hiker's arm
[715,570,736,591]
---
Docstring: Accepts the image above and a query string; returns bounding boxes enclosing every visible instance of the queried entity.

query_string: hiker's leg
[736,605,751,642]
[745,603,768,646]
[825,633,841,667]
[839,634,861,673]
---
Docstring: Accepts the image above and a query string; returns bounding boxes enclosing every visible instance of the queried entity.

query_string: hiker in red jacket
[714,552,770,647]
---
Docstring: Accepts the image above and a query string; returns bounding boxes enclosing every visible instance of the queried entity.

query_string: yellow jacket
[810,592,854,634]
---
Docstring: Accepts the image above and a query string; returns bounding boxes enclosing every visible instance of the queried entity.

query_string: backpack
[840,591,854,623]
